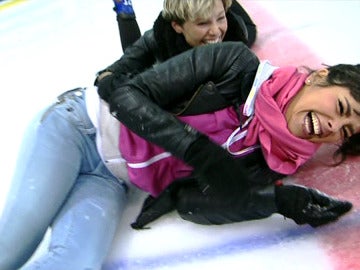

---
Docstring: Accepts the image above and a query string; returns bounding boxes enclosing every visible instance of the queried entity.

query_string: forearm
[175,181,354,227]
[176,182,278,225]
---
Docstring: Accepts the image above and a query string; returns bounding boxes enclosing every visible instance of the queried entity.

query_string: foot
[113,0,135,19]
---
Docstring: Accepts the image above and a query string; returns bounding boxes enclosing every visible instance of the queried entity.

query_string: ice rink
[1,0,360,269]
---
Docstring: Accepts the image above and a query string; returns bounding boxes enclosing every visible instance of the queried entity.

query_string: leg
[0,89,126,269]
[113,0,141,50]
[22,173,127,270]
[0,96,85,269]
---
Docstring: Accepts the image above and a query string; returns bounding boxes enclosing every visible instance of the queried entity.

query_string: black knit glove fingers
[275,185,352,227]
[97,73,130,102]
[131,191,175,230]
[97,74,115,102]
[302,188,352,227]
[131,178,195,229]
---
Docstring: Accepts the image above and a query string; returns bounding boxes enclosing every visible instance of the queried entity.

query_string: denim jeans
[0,88,128,270]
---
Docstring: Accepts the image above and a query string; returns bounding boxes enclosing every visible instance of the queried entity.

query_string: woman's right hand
[96,71,113,82]
[275,184,353,227]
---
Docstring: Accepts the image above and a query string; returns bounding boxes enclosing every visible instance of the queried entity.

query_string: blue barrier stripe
[103,213,359,270]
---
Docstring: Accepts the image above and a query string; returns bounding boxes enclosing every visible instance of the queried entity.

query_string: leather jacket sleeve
[109,41,259,160]
[175,149,284,225]
[176,180,278,225]
[130,148,285,228]
[100,30,159,77]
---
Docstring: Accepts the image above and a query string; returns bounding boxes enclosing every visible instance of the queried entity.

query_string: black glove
[131,192,175,230]
[183,136,251,195]
[131,178,195,229]
[275,184,352,227]
[175,182,277,225]
[96,73,130,102]
[96,74,115,102]
[131,176,278,229]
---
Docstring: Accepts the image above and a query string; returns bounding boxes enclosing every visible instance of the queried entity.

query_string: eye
[338,100,344,115]
[197,21,209,26]
[217,15,226,22]
[342,127,349,139]
[342,125,354,140]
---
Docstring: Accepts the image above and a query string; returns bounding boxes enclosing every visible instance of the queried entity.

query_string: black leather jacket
[99,0,257,79]
[109,41,259,158]
[109,42,285,225]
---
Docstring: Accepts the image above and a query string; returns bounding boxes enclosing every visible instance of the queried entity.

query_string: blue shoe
[113,0,135,19]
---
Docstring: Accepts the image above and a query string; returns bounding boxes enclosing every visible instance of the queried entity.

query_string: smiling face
[171,0,228,47]
[285,69,360,144]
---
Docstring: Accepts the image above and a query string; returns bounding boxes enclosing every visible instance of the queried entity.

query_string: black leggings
[116,14,141,51]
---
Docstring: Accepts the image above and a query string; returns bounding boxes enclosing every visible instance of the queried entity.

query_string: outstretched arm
[132,176,352,228]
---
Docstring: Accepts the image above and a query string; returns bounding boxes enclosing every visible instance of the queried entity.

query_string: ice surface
[1,1,360,269]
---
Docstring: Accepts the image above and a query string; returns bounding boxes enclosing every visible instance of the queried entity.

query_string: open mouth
[304,112,321,135]
[203,38,221,44]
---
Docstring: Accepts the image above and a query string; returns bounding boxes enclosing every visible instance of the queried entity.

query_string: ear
[309,68,329,85]
[171,21,183,34]
[316,68,329,78]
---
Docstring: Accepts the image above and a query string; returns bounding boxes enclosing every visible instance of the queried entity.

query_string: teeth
[310,112,320,135]
[204,39,220,44]
[305,112,320,135]
[305,113,311,134]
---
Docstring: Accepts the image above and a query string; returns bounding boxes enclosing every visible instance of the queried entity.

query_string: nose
[326,118,348,139]
[327,117,357,136]
[326,112,360,140]
[208,22,221,36]
[327,119,342,132]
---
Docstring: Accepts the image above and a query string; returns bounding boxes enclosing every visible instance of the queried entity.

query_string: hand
[97,71,113,82]
[184,136,251,196]
[131,177,195,229]
[131,192,175,230]
[96,72,132,102]
[96,73,115,102]
[132,176,280,228]
[94,70,112,87]
[275,184,352,227]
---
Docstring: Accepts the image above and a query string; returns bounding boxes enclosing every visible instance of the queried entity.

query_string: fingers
[131,191,175,230]
[275,185,353,227]
[310,189,353,214]
[302,198,353,227]
[325,199,352,218]
[302,204,339,227]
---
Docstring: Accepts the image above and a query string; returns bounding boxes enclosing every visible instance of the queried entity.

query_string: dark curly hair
[318,64,360,163]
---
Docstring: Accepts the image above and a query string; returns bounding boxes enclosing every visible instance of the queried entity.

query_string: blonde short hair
[162,0,233,24]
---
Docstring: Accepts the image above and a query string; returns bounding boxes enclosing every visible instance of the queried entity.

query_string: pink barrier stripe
[241,2,360,269]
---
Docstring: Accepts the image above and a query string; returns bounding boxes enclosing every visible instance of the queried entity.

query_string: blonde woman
[96,0,257,99]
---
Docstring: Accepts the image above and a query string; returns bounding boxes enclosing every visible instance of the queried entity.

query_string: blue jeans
[0,88,128,270]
